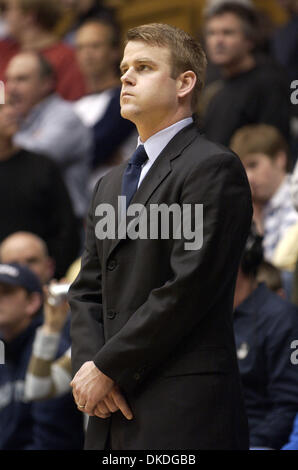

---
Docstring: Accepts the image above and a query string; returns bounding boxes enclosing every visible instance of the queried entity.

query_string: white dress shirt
[136,117,193,188]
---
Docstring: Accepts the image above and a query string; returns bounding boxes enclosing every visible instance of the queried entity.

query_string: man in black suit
[69,23,252,450]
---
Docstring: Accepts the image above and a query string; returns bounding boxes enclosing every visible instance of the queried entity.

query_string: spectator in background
[200,2,290,146]
[256,260,286,298]
[0,232,73,402]
[233,229,298,449]
[0,103,80,279]
[59,0,115,45]
[0,232,55,285]
[0,263,84,449]
[0,0,86,101]
[6,51,91,222]
[74,17,136,188]
[272,0,298,83]
[230,124,298,265]
[273,0,298,159]
[24,283,72,402]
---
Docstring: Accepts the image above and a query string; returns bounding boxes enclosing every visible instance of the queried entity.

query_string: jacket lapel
[107,123,199,257]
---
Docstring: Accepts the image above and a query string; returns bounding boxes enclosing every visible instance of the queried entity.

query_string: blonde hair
[230,124,290,170]
[126,23,207,110]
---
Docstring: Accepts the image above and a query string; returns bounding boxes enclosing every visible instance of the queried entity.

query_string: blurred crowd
[0,0,297,451]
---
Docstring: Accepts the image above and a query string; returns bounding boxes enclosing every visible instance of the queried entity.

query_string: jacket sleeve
[91,152,252,392]
[68,179,106,376]
[25,333,84,450]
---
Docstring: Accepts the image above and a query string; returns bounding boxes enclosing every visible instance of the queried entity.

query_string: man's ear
[176,70,197,100]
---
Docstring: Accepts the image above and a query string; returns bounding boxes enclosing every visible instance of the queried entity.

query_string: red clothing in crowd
[0,38,86,101]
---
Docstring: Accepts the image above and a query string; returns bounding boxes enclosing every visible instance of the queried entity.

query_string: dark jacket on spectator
[201,62,290,146]
[0,312,84,449]
[234,283,298,449]
[92,87,136,168]
[0,149,80,278]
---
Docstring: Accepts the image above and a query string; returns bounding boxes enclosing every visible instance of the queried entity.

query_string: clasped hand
[70,361,133,420]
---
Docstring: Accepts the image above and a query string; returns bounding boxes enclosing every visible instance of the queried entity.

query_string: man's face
[120,41,179,131]
[5,54,51,117]
[205,13,253,67]
[0,237,54,285]
[0,283,29,332]
[242,153,285,204]
[75,23,118,78]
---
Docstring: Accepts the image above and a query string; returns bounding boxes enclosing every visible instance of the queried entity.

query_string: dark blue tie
[121,145,148,209]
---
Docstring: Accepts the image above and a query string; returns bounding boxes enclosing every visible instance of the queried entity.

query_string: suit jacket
[69,123,253,450]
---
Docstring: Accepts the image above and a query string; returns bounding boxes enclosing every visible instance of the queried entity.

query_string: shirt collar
[137,117,193,163]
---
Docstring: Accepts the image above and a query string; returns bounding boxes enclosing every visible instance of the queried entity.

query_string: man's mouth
[121,91,134,98]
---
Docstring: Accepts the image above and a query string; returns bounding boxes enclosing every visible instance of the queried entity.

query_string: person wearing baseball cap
[0,262,84,450]
[0,262,43,293]
[0,263,43,343]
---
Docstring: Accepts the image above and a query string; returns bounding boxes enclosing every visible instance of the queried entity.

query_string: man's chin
[120,106,137,122]
[211,58,230,67]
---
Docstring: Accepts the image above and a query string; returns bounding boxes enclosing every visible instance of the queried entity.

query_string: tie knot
[129,145,148,167]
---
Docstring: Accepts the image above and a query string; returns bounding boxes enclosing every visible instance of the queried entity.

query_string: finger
[111,388,133,420]
[84,398,98,416]
[94,409,111,419]
[96,401,110,415]
[71,383,83,408]
[104,395,119,413]
[76,402,87,413]
[94,401,111,419]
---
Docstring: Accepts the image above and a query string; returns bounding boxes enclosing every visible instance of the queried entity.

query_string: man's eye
[138,64,150,71]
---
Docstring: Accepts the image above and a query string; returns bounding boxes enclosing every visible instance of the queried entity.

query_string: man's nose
[120,69,136,86]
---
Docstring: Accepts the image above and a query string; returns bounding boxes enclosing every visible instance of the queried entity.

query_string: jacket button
[107,310,116,319]
[107,259,117,271]
[133,373,141,381]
